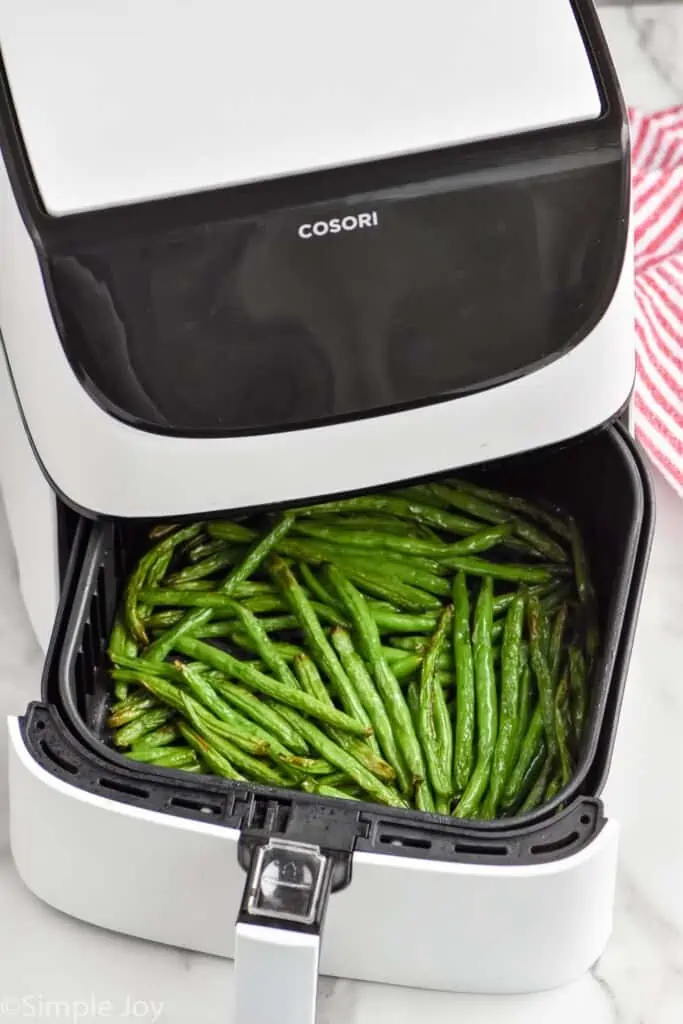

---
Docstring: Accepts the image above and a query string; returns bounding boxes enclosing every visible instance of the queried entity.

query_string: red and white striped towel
[630,106,683,496]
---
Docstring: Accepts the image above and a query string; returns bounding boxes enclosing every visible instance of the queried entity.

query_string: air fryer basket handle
[235,836,337,1022]
[234,921,320,1024]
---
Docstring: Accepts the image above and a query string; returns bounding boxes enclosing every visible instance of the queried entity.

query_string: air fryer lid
[0,0,627,438]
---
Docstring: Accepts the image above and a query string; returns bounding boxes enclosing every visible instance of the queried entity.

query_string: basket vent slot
[99,777,150,799]
[453,842,509,857]
[380,833,432,851]
[169,796,224,816]
[39,740,79,775]
[530,831,580,856]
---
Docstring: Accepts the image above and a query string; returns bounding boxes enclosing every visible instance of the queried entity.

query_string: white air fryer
[0,1,654,1020]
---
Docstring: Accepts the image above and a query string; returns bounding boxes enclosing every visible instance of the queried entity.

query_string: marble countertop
[1,4,682,1023]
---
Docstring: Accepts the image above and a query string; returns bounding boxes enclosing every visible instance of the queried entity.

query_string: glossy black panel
[46,151,625,435]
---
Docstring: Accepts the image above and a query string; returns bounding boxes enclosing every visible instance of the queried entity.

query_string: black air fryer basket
[21,421,653,866]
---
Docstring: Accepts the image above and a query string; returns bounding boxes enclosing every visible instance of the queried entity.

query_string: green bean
[486,591,525,816]
[187,695,314,772]
[446,478,572,542]
[187,538,232,563]
[358,557,450,598]
[331,628,411,795]
[390,485,450,508]
[311,784,360,802]
[323,566,429,801]
[167,549,239,585]
[518,757,557,811]
[548,604,568,685]
[144,607,214,664]
[124,524,203,644]
[298,563,344,611]
[491,619,504,644]
[527,596,558,761]
[139,587,280,611]
[206,521,258,544]
[177,724,247,781]
[406,681,420,728]
[430,482,568,563]
[292,653,328,703]
[436,670,453,689]
[385,646,452,673]
[113,707,174,747]
[112,654,308,756]
[110,657,179,682]
[387,654,423,682]
[454,577,497,818]
[181,698,297,787]
[314,513,428,537]
[144,610,185,630]
[109,610,139,700]
[147,549,174,588]
[568,645,588,751]
[149,524,181,540]
[291,654,395,784]
[271,704,407,808]
[298,495,484,536]
[126,745,199,769]
[329,564,442,612]
[492,583,559,617]
[508,741,548,813]
[108,615,138,663]
[220,514,295,594]
[291,522,445,562]
[370,609,439,634]
[291,537,447,578]
[130,724,179,751]
[555,674,573,788]
[208,679,310,755]
[239,614,301,634]
[166,579,215,591]
[568,516,599,663]
[227,602,300,690]
[501,705,544,808]
[451,577,476,798]
[222,630,303,664]
[269,558,376,743]
[179,692,321,779]
[544,773,562,803]
[506,661,531,788]
[175,635,371,738]
[418,607,453,799]
[383,644,419,661]
[293,520,512,568]
[107,693,156,728]
[389,636,429,654]
[438,555,561,584]
[174,663,288,756]
[434,524,515,558]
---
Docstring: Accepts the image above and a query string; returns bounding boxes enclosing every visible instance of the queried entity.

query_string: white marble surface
[599,2,683,110]
[1,5,682,1023]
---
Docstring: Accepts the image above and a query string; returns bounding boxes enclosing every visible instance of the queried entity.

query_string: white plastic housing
[0,0,600,215]
[0,142,636,520]
[9,718,619,998]
[0,341,58,652]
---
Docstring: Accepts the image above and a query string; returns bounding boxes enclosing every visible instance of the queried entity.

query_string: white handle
[234,921,319,1024]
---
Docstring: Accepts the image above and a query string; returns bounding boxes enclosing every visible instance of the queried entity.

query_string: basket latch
[235,836,345,1024]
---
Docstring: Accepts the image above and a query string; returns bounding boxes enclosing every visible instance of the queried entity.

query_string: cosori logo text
[297,211,379,239]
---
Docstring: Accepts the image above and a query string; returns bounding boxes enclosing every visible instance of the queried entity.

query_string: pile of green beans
[105,477,598,819]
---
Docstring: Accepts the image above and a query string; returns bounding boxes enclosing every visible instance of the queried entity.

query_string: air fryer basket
[44,422,652,841]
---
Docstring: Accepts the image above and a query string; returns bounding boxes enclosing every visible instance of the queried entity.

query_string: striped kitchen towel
[630,105,683,496]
